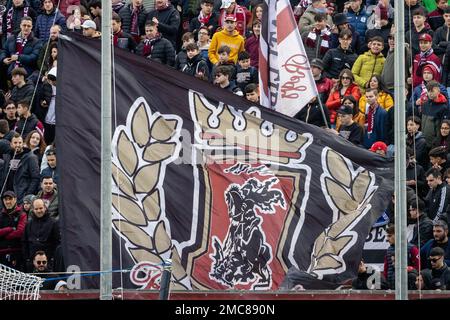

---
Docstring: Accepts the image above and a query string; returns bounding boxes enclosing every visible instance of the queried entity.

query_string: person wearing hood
[0,133,40,204]
[22,194,35,220]
[298,0,333,34]
[14,100,44,140]
[208,14,244,65]
[0,191,27,271]
[145,0,180,48]
[1,0,37,40]
[35,0,66,41]
[406,116,428,169]
[22,198,60,270]
[0,16,42,77]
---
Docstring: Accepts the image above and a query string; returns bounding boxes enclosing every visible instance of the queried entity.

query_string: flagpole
[394,1,408,300]
[100,0,113,300]
[317,96,330,129]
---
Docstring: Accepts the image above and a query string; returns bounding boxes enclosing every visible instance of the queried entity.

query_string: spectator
[335,95,364,130]
[358,74,393,114]
[88,1,102,30]
[295,97,330,128]
[325,68,361,126]
[413,33,441,88]
[301,13,332,62]
[420,80,449,149]
[309,58,333,104]
[0,132,40,204]
[210,45,236,81]
[421,247,450,289]
[35,0,66,42]
[362,88,387,149]
[218,0,251,37]
[146,0,181,48]
[24,130,46,167]
[346,0,370,44]
[322,29,358,81]
[208,14,244,65]
[244,83,259,104]
[352,259,388,290]
[9,67,34,104]
[405,116,428,168]
[235,51,258,92]
[406,147,427,198]
[65,5,85,32]
[409,199,434,247]
[189,0,219,35]
[432,6,450,58]
[41,67,57,145]
[182,42,209,80]
[22,198,60,266]
[136,21,175,66]
[0,119,14,156]
[58,0,81,18]
[383,224,420,289]
[14,100,44,139]
[37,25,61,72]
[298,0,333,34]
[213,65,243,96]
[40,147,57,182]
[29,250,59,289]
[1,0,37,40]
[351,36,385,89]
[112,13,137,53]
[118,0,148,44]
[0,191,27,271]
[1,16,42,77]
[428,0,448,31]
[421,220,450,269]
[424,168,450,223]
[175,32,195,71]
[22,194,35,220]
[406,8,434,57]
[3,100,18,131]
[404,0,427,33]
[80,19,101,38]
[381,33,412,93]
[431,120,450,154]
[429,146,450,177]
[36,176,58,220]
[244,19,260,69]
[369,141,387,156]
[329,13,362,54]
[334,104,364,146]
[247,2,263,32]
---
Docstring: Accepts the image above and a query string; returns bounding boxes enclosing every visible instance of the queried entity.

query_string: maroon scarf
[142,34,162,57]
[366,104,377,134]
[14,34,28,68]
[305,27,331,55]
[198,11,211,25]
[130,5,141,36]
[6,6,29,38]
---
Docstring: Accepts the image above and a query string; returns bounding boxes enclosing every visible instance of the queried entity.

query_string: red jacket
[325,83,361,124]
[413,52,441,87]
[0,206,27,255]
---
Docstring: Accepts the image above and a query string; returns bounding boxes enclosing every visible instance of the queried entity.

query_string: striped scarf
[305,27,331,55]
[5,6,29,38]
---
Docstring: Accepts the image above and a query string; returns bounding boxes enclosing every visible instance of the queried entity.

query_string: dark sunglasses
[36,260,47,265]
[428,257,441,262]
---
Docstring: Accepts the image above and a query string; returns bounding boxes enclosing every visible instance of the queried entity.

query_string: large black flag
[57,33,394,290]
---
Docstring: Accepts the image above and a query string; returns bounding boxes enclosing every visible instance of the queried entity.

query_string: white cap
[81,20,96,30]
[220,0,235,9]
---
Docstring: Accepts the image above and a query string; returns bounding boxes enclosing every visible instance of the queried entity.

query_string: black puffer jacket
[322,46,358,80]
[118,4,148,37]
[136,37,176,67]
[22,212,60,260]
[146,5,180,47]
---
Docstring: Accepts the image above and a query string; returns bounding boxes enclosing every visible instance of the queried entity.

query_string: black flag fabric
[57,33,394,290]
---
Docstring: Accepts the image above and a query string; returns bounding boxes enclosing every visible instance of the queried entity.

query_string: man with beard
[0,191,27,271]
[421,247,450,289]
[36,176,58,220]
[421,220,450,269]
[146,0,180,48]
[37,24,60,70]
[136,21,175,66]
[0,16,42,76]
[30,250,60,289]
[0,132,40,204]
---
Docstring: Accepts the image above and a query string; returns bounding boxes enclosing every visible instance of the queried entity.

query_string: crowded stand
[0,0,450,291]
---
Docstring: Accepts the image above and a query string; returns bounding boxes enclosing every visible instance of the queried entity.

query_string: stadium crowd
[0,0,450,291]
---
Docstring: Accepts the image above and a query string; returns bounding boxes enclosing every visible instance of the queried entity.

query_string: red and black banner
[57,33,393,290]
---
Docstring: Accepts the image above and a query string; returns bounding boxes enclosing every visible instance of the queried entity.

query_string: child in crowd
[235,51,258,92]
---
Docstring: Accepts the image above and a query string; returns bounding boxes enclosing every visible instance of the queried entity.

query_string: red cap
[418,33,432,42]
[224,14,237,22]
[369,141,387,153]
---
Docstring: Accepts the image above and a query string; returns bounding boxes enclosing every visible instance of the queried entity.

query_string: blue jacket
[346,7,370,44]
[363,105,387,149]
[0,33,42,76]
[35,9,66,41]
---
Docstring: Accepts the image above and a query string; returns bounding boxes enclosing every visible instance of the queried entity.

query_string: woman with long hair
[245,19,261,68]
[247,3,263,30]
[359,74,394,114]
[335,95,365,130]
[431,120,450,153]
[24,130,47,166]
[325,68,361,126]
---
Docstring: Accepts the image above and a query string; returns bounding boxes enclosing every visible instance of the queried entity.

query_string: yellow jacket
[351,51,385,88]
[208,29,245,65]
[359,91,394,114]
